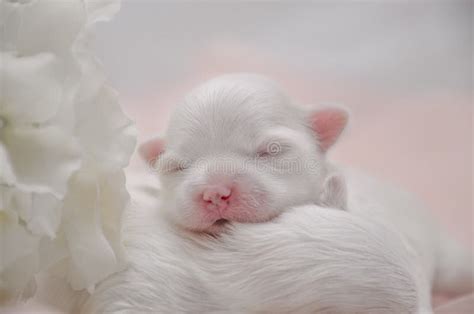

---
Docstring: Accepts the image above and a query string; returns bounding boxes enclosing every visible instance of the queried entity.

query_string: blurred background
[93,1,472,247]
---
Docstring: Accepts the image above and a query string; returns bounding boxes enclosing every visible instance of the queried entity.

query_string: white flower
[0,48,81,300]
[0,52,82,195]
[1,0,135,299]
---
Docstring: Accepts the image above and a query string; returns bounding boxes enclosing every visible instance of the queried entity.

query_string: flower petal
[0,252,38,300]
[37,232,68,271]
[97,169,128,264]
[0,52,74,124]
[0,0,86,56]
[0,188,39,273]
[0,125,82,197]
[0,143,15,185]
[13,190,62,239]
[62,166,124,290]
[75,86,137,170]
[0,0,21,52]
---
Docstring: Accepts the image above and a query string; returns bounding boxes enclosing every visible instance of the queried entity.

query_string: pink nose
[202,185,232,209]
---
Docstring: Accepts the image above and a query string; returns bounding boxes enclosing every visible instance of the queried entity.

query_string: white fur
[78,168,471,313]
[36,74,472,313]
[82,178,418,313]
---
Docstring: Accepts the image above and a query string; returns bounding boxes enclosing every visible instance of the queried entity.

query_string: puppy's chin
[203,219,232,235]
[181,218,231,235]
[181,210,283,235]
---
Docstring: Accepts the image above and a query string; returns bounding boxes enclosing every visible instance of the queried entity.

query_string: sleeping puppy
[135,73,472,308]
[139,73,348,233]
[40,74,471,313]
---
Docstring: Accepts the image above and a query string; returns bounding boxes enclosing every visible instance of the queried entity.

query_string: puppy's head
[140,74,348,233]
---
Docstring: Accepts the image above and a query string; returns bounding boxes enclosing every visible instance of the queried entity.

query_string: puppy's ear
[138,137,165,164]
[308,107,348,152]
[320,172,347,210]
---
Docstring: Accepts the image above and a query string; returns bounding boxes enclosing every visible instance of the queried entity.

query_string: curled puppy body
[139,73,349,233]
[79,169,472,314]
[82,198,421,313]
[74,74,471,313]
[131,74,470,311]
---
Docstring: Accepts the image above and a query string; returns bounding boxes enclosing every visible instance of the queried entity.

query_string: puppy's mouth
[213,218,229,226]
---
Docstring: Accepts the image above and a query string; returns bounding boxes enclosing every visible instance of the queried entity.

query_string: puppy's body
[81,173,420,313]
[345,168,473,298]
[80,168,473,313]
[38,74,472,313]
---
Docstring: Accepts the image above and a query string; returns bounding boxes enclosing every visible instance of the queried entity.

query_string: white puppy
[47,74,472,313]
[139,74,348,233]
[125,74,471,311]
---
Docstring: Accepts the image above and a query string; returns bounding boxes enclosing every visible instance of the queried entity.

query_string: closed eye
[166,163,188,173]
[156,155,190,174]
[168,160,190,174]
[257,150,272,158]
[256,140,290,158]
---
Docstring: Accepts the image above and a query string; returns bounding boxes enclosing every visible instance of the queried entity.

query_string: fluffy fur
[37,74,472,313]
[80,168,472,313]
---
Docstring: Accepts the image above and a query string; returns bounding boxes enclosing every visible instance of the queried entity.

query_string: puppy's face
[140,74,347,233]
